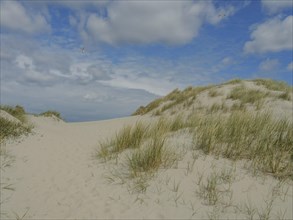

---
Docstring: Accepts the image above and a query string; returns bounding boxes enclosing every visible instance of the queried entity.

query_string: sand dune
[1,79,293,219]
[1,114,292,219]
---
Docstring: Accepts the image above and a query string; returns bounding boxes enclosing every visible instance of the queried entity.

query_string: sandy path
[1,115,145,219]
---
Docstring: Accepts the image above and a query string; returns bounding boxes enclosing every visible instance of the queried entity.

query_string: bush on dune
[39,110,63,120]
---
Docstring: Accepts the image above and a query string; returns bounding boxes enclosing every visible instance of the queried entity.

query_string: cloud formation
[259,58,280,72]
[85,1,235,45]
[262,0,293,14]
[0,1,50,34]
[244,16,293,53]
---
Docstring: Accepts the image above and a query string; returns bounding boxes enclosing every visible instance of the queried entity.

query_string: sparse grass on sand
[97,122,148,161]
[99,78,292,198]
[132,85,213,115]
[0,105,26,123]
[224,78,243,85]
[0,105,32,146]
[191,111,293,179]
[39,110,63,120]
[228,85,269,105]
[252,78,292,92]
[99,109,293,181]
[0,118,31,147]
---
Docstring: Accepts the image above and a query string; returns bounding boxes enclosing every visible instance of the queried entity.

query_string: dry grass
[0,105,32,146]
[228,85,269,105]
[97,122,148,161]
[39,110,63,120]
[191,111,293,179]
[0,105,26,123]
[278,91,291,101]
[223,78,243,85]
[127,137,176,178]
[132,85,213,115]
[196,169,234,206]
[208,89,221,97]
[253,79,292,92]
[0,118,31,146]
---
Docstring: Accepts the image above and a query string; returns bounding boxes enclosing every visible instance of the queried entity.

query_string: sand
[1,115,292,219]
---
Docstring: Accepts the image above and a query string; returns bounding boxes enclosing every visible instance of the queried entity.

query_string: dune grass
[101,107,292,181]
[127,137,168,178]
[39,110,63,120]
[0,118,31,145]
[132,79,291,116]
[191,111,293,179]
[228,85,269,106]
[0,105,26,123]
[253,79,292,92]
[132,85,213,115]
[208,89,221,97]
[0,106,32,146]
[278,91,291,101]
[224,78,243,85]
[97,122,149,161]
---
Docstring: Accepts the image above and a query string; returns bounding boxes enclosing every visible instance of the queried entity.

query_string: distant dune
[1,79,292,219]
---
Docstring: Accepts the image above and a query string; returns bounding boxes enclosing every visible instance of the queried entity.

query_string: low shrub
[40,111,63,120]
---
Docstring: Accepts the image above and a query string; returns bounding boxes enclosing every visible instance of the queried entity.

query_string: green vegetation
[253,78,292,92]
[195,171,233,206]
[191,111,293,179]
[228,85,269,105]
[132,78,292,116]
[207,103,229,114]
[97,122,148,161]
[127,137,167,177]
[101,78,293,194]
[39,110,63,120]
[278,91,291,101]
[208,89,221,97]
[0,105,32,146]
[0,118,31,145]
[132,98,164,116]
[223,78,243,85]
[132,85,213,115]
[101,109,293,180]
[0,105,26,122]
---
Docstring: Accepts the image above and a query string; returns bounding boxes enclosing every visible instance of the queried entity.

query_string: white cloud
[244,16,293,53]
[98,75,177,96]
[0,1,50,34]
[83,92,112,102]
[287,62,293,71]
[85,1,235,45]
[15,54,56,84]
[259,58,280,71]
[221,57,233,65]
[262,0,293,14]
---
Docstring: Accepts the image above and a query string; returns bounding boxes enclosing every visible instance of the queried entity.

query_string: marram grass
[191,111,293,179]
[99,109,292,180]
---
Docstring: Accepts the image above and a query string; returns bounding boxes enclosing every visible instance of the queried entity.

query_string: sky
[0,0,292,122]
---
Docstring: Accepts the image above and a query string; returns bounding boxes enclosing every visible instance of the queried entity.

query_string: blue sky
[1,0,292,122]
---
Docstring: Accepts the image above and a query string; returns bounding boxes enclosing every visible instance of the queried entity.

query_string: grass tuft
[253,78,292,92]
[0,105,32,145]
[97,122,148,160]
[39,110,63,120]
[0,105,26,123]
[228,85,268,105]
[192,111,293,179]
[127,137,165,177]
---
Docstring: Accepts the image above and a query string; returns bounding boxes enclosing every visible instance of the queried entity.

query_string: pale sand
[1,115,292,219]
